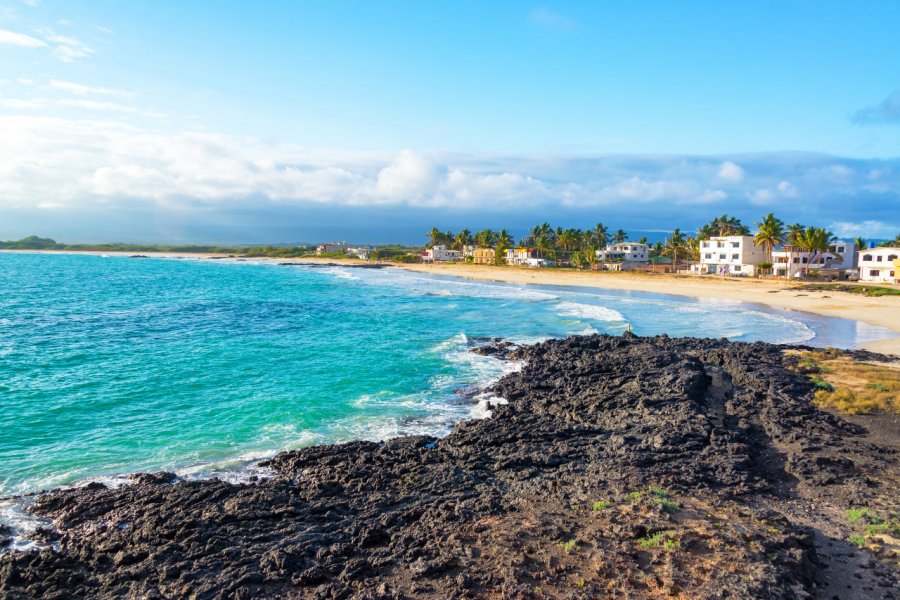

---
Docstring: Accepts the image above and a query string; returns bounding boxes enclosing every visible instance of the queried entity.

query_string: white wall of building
[858,248,899,283]
[424,245,463,262]
[772,242,857,278]
[596,242,650,262]
[697,236,767,276]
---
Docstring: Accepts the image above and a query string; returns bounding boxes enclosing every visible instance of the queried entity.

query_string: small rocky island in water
[1,334,898,599]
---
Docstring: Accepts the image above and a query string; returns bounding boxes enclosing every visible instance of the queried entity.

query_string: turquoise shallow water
[0,253,896,502]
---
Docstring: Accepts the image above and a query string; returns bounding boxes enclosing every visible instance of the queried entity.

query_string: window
[793,257,799,264]
[863,254,872,261]
[870,270,879,276]
[801,257,808,263]
[719,254,726,260]
[732,254,739,259]
[731,242,740,248]
[889,255,898,261]
[836,247,844,253]
[734,265,742,272]
[705,253,712,259]
[877,256,882,262]
[701,242,708,248]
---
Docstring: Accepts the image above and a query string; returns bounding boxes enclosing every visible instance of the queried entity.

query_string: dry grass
[790,350,900,414]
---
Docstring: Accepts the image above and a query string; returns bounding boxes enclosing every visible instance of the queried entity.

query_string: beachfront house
[858,248,899,284]
[346,246,372,260]
[694,235,767,276]
[424,245,463,262]
[596,242,650,263]
[472,248,495,265]
[504,247,537,266]
[772,242,857,278]
[317,242,345,255]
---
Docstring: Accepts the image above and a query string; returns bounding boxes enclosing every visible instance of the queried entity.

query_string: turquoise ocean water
[1,253,896,509]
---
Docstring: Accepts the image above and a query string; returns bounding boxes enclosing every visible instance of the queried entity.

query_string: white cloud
[1,98,49,109]
[0,115,898,228]
[0,28,95,61]
[43,31,95,61]
[0,29,47,48]
[2,97,163,117]
[776,180,797,197]
[717,161,744,183]
[50,80,135,99]
[375,150,443,199]
[829,220,899,238]
[696,189,727,203]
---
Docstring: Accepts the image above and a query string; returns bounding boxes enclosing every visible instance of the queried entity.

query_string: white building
[696,236,768,276]
[505,248,536,266]
[772,242,857,278]
[424,245,463,262]
[595,242,650,263]
[346,246,373,260]
[317,242,345,255]
[858,247,899,284]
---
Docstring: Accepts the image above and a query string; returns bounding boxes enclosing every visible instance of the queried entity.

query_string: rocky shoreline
[2,334,898,599]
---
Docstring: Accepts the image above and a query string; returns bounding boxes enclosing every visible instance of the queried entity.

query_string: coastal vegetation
[790,350,900,414]
[422,214,898,271]
[794,283,900,297]
[0,236,421,260]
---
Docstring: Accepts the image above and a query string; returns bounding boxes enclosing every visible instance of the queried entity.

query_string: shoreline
[3,335,898,597]
[4,248,899,354]
[396,262,900,356]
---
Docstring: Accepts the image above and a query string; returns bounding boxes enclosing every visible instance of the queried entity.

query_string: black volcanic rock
[1,335,898,599]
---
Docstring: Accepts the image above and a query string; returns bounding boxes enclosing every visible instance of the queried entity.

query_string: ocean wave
[556,301,627,323]
[744,310,816,344]
[321,267,360,281]
[470,392,509,420]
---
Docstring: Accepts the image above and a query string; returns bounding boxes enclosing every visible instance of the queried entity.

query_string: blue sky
[1,0,898,244]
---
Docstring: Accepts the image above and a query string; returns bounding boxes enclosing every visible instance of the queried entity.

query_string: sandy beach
[5,250,898,354]
[398,262,900,355]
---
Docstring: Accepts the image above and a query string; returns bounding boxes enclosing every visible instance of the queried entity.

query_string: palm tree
[584,247,599,270]
[453,229,473,252]
[797,226,836,275]
[784,223,804,278]
[569,251,584,270]
[853,236,867,250]
[535,233,553,263]
[612,229,628,244]
[557,229,578,265]
[665,228,686,270]
[684,236,701,262]
[696,224,714,241]
[474,229,496,249]
[650,241,665,263]
[594,223,609,249]
[753,212,786,264]
[427,228,443,248]
[494,229,514,265]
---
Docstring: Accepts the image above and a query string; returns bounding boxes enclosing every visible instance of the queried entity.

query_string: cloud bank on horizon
[3,112,897,243]
[0,1,898,244]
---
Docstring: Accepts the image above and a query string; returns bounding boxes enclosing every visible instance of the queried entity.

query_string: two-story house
[696,236,767,276]
[858,248,899,283]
